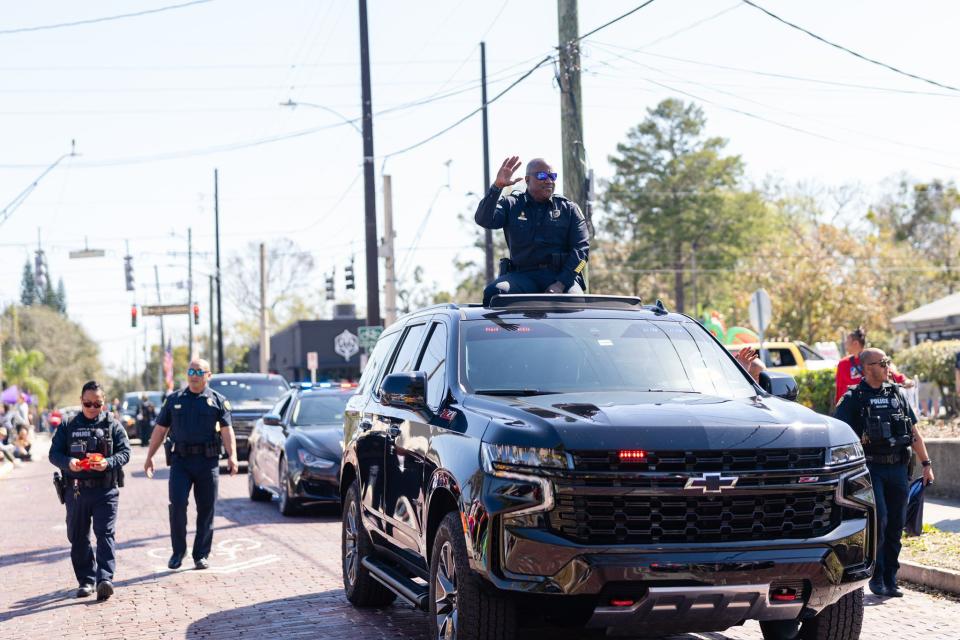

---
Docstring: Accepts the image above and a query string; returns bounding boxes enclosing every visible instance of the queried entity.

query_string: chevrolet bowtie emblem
[685,472,738,493]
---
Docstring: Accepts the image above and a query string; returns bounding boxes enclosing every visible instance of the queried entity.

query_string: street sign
[306,351,318,371]
[142,304,190,317]
[358,325,383,350]
[748,289,772,335]
[68,249,105,259]
[334,330,360,362]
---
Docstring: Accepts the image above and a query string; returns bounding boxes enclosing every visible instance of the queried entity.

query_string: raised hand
[494,156,523,189]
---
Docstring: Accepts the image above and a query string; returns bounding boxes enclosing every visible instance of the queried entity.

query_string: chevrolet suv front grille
[571,448,827,473]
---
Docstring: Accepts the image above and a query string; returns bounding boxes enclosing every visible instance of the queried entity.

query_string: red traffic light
[192,303,200,325]
[131,305,138,328]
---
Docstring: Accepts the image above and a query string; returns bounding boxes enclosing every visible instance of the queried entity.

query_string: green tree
[2,347,48,408]
[20,260,36,306]
[602,99,758,312]
[54,278,67,314]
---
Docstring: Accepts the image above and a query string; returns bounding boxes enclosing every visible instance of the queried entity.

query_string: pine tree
[20,260,36,305]
[55,278,67,314]
[42,278,57,310]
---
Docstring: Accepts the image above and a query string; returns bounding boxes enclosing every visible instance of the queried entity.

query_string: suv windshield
[292,395,349,426]
[462,318,756,399]
[211,379,288,406]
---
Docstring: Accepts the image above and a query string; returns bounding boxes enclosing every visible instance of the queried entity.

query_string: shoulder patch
[223,399,232,412]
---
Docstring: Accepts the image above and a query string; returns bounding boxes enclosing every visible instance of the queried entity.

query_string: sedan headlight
[298,450,336,469]
[827,442,864,466]
[481,443,570,473]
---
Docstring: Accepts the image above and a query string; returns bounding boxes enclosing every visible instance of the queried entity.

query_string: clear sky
[1,0,957,376]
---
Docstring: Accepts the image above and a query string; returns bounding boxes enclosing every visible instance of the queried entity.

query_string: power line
[575,0,660,44]
[740,0,960,93]
[632,3,740,50]
[0,0,215,36]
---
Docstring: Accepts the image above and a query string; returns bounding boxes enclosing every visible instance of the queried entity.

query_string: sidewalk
[925,496,960,533]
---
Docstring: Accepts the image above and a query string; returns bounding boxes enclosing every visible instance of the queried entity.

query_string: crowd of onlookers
[1,394,35,467]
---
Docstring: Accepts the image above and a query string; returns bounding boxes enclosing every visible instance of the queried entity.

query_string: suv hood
[467,391,856,451]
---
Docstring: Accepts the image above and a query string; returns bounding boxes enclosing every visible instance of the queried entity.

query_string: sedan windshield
[292,395,349,426]
[462,318,756,399]
[211,379,288,406]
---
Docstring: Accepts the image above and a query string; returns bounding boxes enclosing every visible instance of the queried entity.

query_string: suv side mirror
[380,372,428,412]
[759,371,799,402]
[262,413,282,426]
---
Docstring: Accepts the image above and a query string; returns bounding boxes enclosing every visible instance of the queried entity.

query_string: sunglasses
[529,171,557,181]
[82,401,104,409]
[187,368,206,377]
[866,359,891,368]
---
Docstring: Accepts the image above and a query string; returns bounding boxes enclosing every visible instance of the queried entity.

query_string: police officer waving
[48,380,130,601]
[144,358,237,570]
[475,156,590,306]
[835,348,935,598]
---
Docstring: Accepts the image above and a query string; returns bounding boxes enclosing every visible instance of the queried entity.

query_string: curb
[900,560,960,595]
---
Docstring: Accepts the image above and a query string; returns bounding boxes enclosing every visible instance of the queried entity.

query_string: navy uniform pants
[65,485,119,586]
[869,462,909,588]
[482,268,583,306]
[169,454,219,560]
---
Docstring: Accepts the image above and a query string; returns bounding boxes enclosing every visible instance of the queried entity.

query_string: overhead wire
[0,0,216,36]
[740,0,960,93]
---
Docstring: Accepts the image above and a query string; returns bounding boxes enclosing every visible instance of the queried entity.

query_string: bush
[795,368,837,415]
[896,340,960,415]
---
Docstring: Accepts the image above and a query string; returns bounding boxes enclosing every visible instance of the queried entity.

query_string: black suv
[339,295,874,640]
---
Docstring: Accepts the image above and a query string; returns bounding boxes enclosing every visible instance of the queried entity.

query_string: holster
[163,438,173,466]
[53,472,66,504]
[498,258,514,277]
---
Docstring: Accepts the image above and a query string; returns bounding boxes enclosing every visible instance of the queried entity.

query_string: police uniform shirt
[156,386,232,444]
[834,381,918,440]
[474,185,589,288]
[49,412,130,481]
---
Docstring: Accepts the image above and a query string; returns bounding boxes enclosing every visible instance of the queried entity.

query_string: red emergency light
[618,450,647,462]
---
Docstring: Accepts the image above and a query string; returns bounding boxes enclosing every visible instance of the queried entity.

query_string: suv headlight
[481,443,570,473]
[298,450,336,469]
[827,442,864,466]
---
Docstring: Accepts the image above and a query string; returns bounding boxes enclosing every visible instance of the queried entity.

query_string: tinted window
[291,394,349,426]
[416,323,448,411]
[797,344,824,361]
[212,379,289,407]
[358,332,399,395]
[764,348,797,367]
[269,393,293,419]
[388,324,427,374]
[462,318,755,400]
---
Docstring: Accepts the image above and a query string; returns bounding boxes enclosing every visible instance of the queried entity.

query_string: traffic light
[130,304,138,328]
[193,302,200,325]
[345,260,355,290]
[324,272,335,301]
[34,250,47,292]
[124,255,135,291]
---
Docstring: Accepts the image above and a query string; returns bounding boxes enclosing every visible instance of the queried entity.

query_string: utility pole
[258,243,269,373]
[154,265,165,387]
[214,169,225,372]
[381,175,397,326]
[358,0,381,326]
[187,227,193,358]
[208,274,214,362]
[480,41,494,282]
[557,0,588,227]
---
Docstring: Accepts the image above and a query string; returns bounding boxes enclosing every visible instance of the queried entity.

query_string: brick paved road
[2,443,958,640]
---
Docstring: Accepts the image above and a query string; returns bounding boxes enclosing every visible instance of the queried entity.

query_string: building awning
[891,292,960,331]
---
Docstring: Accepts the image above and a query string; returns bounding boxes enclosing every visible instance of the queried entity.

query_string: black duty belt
[515,262,553,272]
[71,477,116,489]
[866,450,910,465]
[176,443,210,456]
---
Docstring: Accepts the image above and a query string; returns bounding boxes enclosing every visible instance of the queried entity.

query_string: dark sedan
[209,373,290,463]
[247,386,352,515]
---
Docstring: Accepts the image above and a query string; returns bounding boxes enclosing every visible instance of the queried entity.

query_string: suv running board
[362,556,429,611]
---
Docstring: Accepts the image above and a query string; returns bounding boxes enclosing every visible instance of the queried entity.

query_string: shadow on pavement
[214,496,340,526]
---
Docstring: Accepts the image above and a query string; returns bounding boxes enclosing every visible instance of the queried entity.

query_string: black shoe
[168,553,184,570]
[96,581,114,601]
[194,557,210,570]
[76,584,95,598]
[884,585,904,598]
[868,580,885,596]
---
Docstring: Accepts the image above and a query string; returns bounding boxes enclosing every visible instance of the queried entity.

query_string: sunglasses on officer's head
[82,401,104,409]
[528,171,557,181]
[187,368,206,377]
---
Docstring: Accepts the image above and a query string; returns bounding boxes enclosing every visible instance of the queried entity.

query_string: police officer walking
[137,393,156,447]
[144,358,237,570]
[835,348,935,598]
[475,156,590,306]
[48,380,130,600]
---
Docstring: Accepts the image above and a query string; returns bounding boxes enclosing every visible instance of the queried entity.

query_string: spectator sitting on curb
[0,426,18,465]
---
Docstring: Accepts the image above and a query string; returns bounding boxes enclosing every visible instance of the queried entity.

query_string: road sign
[748,289,772,335]
[142,304,190,317]
[334,330,360,362]
[358,325,383,350]
[306,351,318,371]
[68,249,105,259]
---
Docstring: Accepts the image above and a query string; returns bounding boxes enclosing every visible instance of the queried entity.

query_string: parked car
[120,391,163,439]
[726,340,837,376]
[248,385,353,515]
[208,373,290,462]
[340,295,874,640]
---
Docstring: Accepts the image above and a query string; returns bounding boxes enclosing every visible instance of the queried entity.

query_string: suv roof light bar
[487,294,644,310]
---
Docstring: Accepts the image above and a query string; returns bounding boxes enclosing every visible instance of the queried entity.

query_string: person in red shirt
[835,327,906,405]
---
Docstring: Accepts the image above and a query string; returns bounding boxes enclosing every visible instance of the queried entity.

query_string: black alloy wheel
[341,481,396,606]
[278,456,299,516]
[434,540,459,639]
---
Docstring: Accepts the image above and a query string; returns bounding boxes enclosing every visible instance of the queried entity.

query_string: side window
[271,393,292,420]
[798,344,824,361]
[357,332,400,395]
[387,323,428,375]
[416,323,449,411]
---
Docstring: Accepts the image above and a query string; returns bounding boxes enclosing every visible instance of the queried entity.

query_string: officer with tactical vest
[835,348,934,598]
[48,380,130,601]
[475,156,590,306]
[144,358,237,571]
